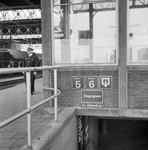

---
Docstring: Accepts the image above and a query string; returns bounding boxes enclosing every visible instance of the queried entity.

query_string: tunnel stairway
[98,119,148,150]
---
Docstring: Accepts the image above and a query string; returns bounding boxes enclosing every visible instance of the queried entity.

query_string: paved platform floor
[0,78,54,150]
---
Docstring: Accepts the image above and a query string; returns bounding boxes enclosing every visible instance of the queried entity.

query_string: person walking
[24,47,39,95]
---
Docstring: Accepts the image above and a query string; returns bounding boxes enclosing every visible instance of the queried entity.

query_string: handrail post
[26,71,32,149]
[0,66,61,150]
[54,68,58,122]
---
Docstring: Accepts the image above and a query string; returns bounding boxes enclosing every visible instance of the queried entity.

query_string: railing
[0,65,61,150]
[88,138,99,150]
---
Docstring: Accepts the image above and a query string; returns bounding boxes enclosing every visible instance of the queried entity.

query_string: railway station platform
[0,78,54,150]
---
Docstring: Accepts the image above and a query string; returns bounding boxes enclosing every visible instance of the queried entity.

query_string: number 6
[89,80,95,88]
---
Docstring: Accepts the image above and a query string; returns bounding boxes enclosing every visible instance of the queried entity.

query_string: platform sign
[99,76,113,89]
[72,76,84,89]
[81,90,103,103]
[85,76,98,89]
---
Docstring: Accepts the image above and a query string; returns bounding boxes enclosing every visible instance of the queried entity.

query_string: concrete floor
[0,78,54,150]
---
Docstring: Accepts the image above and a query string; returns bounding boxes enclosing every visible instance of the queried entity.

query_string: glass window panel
[129,3,148,64]
[54,0,117,65]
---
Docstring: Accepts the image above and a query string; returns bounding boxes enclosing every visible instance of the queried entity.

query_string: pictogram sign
[99,76,113,89]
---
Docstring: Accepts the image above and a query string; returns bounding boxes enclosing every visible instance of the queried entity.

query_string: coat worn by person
[24,53,39,95]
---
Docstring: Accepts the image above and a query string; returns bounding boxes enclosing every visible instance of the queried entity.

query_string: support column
[118,0,128,108]
[60,0,70,63]
[89,3,93,63]
[41,0,54,106]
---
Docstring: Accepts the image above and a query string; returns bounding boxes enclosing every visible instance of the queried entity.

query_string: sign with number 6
[85,76,98,89]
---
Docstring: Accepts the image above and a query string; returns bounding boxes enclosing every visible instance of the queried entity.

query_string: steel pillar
[41,0,54,106]
[118,0,128,108]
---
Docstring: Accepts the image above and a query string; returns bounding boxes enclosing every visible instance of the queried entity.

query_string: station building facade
[22,0,148,149]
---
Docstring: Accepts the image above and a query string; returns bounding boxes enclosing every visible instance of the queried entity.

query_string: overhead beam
[24,0,40,9]
[0,2,13,11]
[0,5,41,11]
[0,0,148,11]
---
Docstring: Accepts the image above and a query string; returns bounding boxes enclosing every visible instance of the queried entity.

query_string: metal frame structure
[0,0,147,43]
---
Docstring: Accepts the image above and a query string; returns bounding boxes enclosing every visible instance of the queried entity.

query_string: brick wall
[42,108,77,150]
[21,108,78,150]
[57,67,118,108]
[55,68,148,109]
[128,70,148,109]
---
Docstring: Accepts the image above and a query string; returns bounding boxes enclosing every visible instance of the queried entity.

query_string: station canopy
[0,0,147,43]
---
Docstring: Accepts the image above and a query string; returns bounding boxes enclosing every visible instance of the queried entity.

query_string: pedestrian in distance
[24,47,39,95]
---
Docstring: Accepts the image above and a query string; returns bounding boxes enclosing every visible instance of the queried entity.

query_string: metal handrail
[89,138,99,150]
[0,65,61,149]
[0,65,59,74]
[32,87,61,111]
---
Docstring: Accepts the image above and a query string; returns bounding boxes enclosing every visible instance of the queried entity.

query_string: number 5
[76,80,81,88]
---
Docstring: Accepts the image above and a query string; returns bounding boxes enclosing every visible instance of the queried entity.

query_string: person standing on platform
[24,47,39,95]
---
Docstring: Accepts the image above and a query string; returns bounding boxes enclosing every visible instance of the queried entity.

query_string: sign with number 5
[72,76,84,89]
